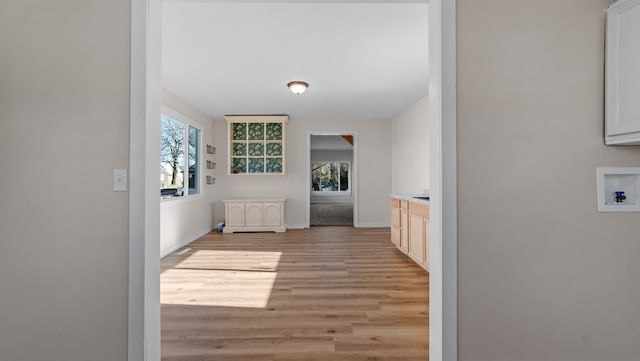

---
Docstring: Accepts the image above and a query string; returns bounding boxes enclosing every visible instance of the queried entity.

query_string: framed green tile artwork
[248,143,264,156]
[248,158,265,173]
[265,143,282,156]
[232,143,246,156]
[232,122,246,140]
[226,115,287,175]
[265,158,283,173]
[248,122,265,140]
[231,158,247,173]
[266,123,283,140]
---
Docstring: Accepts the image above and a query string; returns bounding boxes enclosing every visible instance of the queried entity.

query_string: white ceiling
[161,1,428,122]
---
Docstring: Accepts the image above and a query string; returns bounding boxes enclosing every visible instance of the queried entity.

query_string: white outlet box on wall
[597,167,640,212]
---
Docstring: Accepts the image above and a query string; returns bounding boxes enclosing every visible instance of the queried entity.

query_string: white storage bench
[223,198,286,233]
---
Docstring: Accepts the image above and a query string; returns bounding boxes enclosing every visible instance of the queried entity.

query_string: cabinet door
[226,203,245,227]
[424,216,430,270]
[245,203,264,227]
[408,213,425,265]
[408,202,429,269]
[391,226,401,248]
[400,206,409,254]
[263,202,282,226]
[390,200,401,248]
[606,0,640,141]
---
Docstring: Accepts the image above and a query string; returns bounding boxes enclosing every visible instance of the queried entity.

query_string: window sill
[227,173,286,176]
[311,192,352,196]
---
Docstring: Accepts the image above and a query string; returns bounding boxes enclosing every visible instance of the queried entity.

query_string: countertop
[390,194,430,206]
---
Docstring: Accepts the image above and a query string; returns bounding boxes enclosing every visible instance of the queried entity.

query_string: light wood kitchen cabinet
[223,198,286,233]
[400,201,409,254]
[408,202,429,270]
[390,199,409,254]
[605,0,640,145]
[390,196,429,272]
[390,199,401,249]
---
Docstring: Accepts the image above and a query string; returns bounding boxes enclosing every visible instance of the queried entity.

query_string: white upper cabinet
[606,0,640,145]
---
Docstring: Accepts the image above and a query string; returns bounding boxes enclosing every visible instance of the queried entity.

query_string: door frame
[306,131,358,228]
[128,1,457,360]
[129,0,162,360]
[427,1,458,360]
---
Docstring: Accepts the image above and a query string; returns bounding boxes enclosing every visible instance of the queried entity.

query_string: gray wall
[391,95,429,194]
[458,0,640,360]
[0,1,129,360]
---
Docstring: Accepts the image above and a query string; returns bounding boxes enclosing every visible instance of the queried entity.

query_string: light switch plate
[113,169,127,192]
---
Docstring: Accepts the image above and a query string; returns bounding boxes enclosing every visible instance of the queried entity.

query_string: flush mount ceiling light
[287,81,309,95]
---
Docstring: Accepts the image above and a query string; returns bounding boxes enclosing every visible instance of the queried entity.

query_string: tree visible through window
[161,112,200,198]
[188,125,199,195]
[312,162,349,193]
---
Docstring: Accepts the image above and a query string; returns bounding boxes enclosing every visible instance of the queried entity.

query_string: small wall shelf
[597,167,640,212]
[205,145,216,185]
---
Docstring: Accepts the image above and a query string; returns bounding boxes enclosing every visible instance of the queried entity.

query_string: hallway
[161,227,429,360]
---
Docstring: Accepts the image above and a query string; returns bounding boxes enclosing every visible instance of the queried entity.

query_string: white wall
[458,1,640,360]
[310,149,354,204]
[391,95,429,194]
[0,1,129,360]
[160,89,218,256]
[212,118,391,228]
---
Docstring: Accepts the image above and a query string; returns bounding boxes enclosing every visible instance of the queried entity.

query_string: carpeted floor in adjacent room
[310,203,353,226]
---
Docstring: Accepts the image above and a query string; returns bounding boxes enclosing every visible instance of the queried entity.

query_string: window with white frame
[311,162,350,193]
[160,109,201,198]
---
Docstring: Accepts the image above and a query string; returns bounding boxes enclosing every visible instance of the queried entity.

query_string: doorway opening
[130,1,457,360]
[306,132,358,228]
[309,134,355,226]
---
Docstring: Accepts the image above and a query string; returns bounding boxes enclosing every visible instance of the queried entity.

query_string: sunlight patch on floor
[171,249,281,271]
[161,250,281,308]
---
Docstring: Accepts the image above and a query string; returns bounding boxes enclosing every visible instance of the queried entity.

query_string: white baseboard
[160,225,215,258]
[286,223,389,229]
[355,222,390,228]
[224,225,286,234]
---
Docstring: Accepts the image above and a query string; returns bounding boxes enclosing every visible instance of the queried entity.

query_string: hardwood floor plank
[161,227,428,360]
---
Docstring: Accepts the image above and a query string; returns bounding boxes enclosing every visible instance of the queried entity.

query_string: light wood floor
[161,227,429,361]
